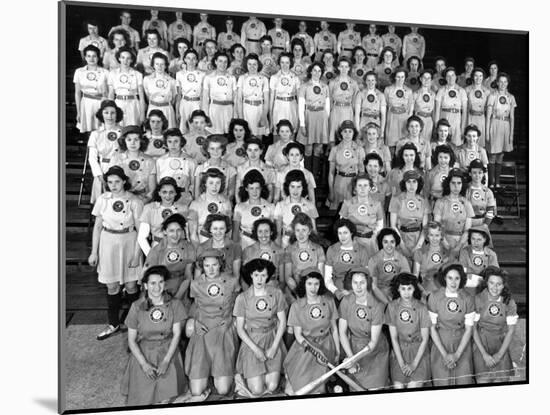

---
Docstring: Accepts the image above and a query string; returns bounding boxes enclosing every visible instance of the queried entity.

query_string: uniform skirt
[79,96,102,133]
[283,333,337,393]
[355,235,378,259]
[329,174,354,210]
[418,115,434,143]
[467,113,486,147]
[185,321,239,379]
[473,326,513,381]
[400,230,421,261]
[121,339,187,405]
[179,99,201,133]
[208,103,234,134]
[360,114,382,131]
[272,100,298,133]
[117,98,142,126]
[390,338,431,384]
[488,119,513,154]
[430,327,473,386]
[297,109,329,146]
[352,334,390,389]
[236,327,286,378]
[329,105,353,142]
[148,104,176,129]
[243,102,268,136]
[385,112,409,147]
[97,230,142,284]
[443,112,463,147]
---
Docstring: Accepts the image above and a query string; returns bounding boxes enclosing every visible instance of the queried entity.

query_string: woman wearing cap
[87,100,123,204]
[233,259,287,395]
[224,119,251,169]
[368,228,411,305]
[485,72,516,188]
[327,120,366,210]
[456,124,489,169]
[389,169,431,261]
[339,174,384,258]
[328,57,359,143]
[465,67,491,147]
[362,124,392,177]
[434,67,468,147]
[195,214,241,280]
[433,169,475,259]
[395,115,432,170]
[425,144,456,205]
[103,29,129,70]
[274,141,316,203]
[412,221,450,296]
[428,263,475,386]
[168,37,191,76]
[185,249,240,397]
[386,272,431,388]
[143,214,195,305]
[472,266,519,383]
[243,219,285,289]
[324,219,369,301]
[384,67,414,156]
[350,46,369,87]
[143,52,177,128]
[283,269,339,394]
[339,266,389,390]
[459,225,499,296]
[265,119,296,173]
[74,44,108,134]
[175,49,204,134]
[193,135,237,200]
[274,170,319,248]
[143,110,168,159]
[387,142,422,197]
[202,52,237,134]
[156,128,196,195]
[354,71,387,134]
[364,152,391,208]
[233,170,275,249]
[269,52,300,132]
[121,265,188,405]
[375,47,398,91]
[236,53,270,137]
[109,126,156,202]
[137,177,190,257]
[188,169,232,246]
[466,159,496,227]
[413,69,436,142]
[236,138,276,203]
[107,46,146,127]
[183,110,212,166]
[405,56,422,92]
[88,166,143,340]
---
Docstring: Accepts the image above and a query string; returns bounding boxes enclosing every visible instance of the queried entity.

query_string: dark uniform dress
[325,241,369,291]
[368,250,411,300]
[413,244,450,294]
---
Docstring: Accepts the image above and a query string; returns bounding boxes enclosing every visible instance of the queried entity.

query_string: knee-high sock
[106,291,122,327]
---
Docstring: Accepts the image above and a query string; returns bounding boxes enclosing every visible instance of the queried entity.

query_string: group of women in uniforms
[76,9,519,407]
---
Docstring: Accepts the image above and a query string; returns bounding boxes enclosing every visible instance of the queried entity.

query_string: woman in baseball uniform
[292,21,315,58]
[258,35,278,79]
[430,118,458,158]
[457,57,475,89]
[168,37,191,76]
[290,38,312,83]
[143,52,177,128]
[402,27,425,65]
[329,57,359,143]
[321,50,337,84]
[224,118,251,169]
[362,124,392,176]
[136,29,169,76]
[483,61,499,90]
[273,141,316,203]
[88,166,143,341]
[241,16,267,56]
[78,19,108,60]
[387,272,431,389]
[405,56,422,92]
[228,43,246,81]
[218,17,241,54]
[375,47,399,92]
[197,39,218,74]
[185,249,240,396]
[313,21,337,62]
[175,49,204,133]
[413,69,436,143]
[465,67,491,147]
[434,67,468,147]
[143,110,168,159]
[283,269,339,394]
[192,13,216,58]
[354,71,387,133]
[339,266,389,390]
[431,56,447,94]
[384,67,414,156]
[74,44,108,133]
[381,25,402,65]
[103,29,130,71]
[265,119,296,173]
[183,109,212,166]
[362,24,383,70]
[234,259,287,395]
[167,12,192,50]
[466,158,496,228]
[428,263,475,386]
[108,46,146,127]
[267,17,290,58]
[424,144,456,206]
[387,142,422,197]
[269,52,300,132]
[236,137,276,203]
[472,266,519,383]
[141,9,168,50]
[350,46,369,88]
[121,265,188,405]
[456,124,489,170]
[337,22,361,59]
[395,115,432,171]
[364,152,391,209]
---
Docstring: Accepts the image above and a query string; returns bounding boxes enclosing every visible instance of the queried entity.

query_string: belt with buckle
[416,110,433,117]
[362,111,380,118]
[400,225,422,233]
[276,96,295,101]
[247,38,260,42]
[83,92,102,100]
[244,99,263,106]
[307,105,325,112]
[334,101,352,107]
[183,96,200,101]
[212,99,233,105]
[101,157,111,163]
[445,230,463,236]
[337,171,357,177]
[150,101,170,107]
[493,115,510,121]
[469,109,484,116]
[115,94,137,100]
[199,229,211,238]
[102,226,135,234]
[272,46,284,50]
[389,106,407,114]
[152,235,164,242]
[442,107,460,113]
[343,48,354,51]
[356,230,374,238]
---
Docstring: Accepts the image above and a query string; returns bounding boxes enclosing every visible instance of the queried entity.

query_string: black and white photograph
[56,0,532,413]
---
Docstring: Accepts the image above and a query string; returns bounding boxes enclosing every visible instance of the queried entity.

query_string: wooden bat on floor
[295,343,372,396]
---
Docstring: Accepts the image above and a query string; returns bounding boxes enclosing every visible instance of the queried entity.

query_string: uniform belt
[356,230,374,238]
[469,109,485,116]
[247,38,260,42]
[115,94,137,100]
[493,115,510,121]
[400,225,422,233]
[212,99,233,105]
[83,92,103,100]
[442,107,460,113]
[276,96,295,101]
[272,46,284,50]
[244,99,263,106]
[307,105,325,111]
[343,48,354,51]
[153,235,164,242]
[248,324,276,333]
[473,213,486,219]
[445,230,463,236]
[367,53,378,57]
[416,110,433,117]
[150,100,170,107]
[199,229,211,238]
[399,335,422,344]
[101,157,111,163]
[241,230,254,239]
[389,106,407,114]
[183,96,201,101]
[102,226,135,234]
[334,101,352,107]
[362,111,380,118]
[337,171,357,177]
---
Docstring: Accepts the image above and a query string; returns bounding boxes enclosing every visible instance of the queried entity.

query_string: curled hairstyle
[437,263,467,289]
[238,169,269,201]
[351,173,373,194]
[276,119,294,134]
[196,253,226,273]
[211,51,229,69]
[173,38,192,58]
[244,136,264,152]
[142,265,171,304]
[103,167,132,191]
[393,142,421,169]
[228,118,252,143]
[161,213,187,232]
[244,53,263,73]
[377,227,401,250]
[399,173,424,194]
[290,38,306,55]
[364,152,384,169]
[344,268,373,292]
[115,46,136,66]
[432,144,456,169]
[306,61,325,79]
[242,258,276,286]
[390,272,422,300]
[199,168,227,195]
[441,168,467,196]
[295,271,327,298]
[251,218,278,242]
[163,127,186,148]
[283,169,309,197]
[480,266,512,305]
[108,29,130,50]
[150,51,169,70]
[406,55,423,72]
[378,46,397,64]
[144,28,162,42]
[152,176,182,203]
[289,212,321,245]
[277,51,294,67]
[203,213,232,236]
[391,66,409,83]
[83,44,101,59]
[333,218,357,238]
[183,48,199,61]
[406,115,424,131]
[144,109,169,131]
[202,134,228,158]
[351,46,367,64]
[423,220,443,243]
[467,228,490,247]
[95,100,123,123]
[117,127,149,152]
[432,118,452,144]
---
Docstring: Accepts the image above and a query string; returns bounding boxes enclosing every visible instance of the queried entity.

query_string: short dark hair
[276,119,294,134]
[152,177,182,203]
[144,28,162,42]
[364,152,384,169]
[163,127,186,148]
[202,134,228,158]
[211,51,229,69]
[173,38,192,58]
[432,118,452,144]
[243,53,263,73]
[242,259,276,285]
[117,127,149,152]
[437,263,467,289]
[115,46,136,66]
[351,173,373,194]
[406,115,424,131]
[103,167,131,191]
[390,272,422,300]
[290,38,306,54]
[144,109,169,131]
[83,44,101,58]
[108,29,130,50]
[150,52,169,71]
[467,228,490,247]
[244,137,264,152]
[199,168,227,195]
[142,265,171,285]
[432,144,456,168]
[351,46,367,64]
[391,66,409,83]
[182,48,199,60]
[343,268,372,292]
[95,100,123,123]
[161,213,187,231]
[283,169,309,197]
[277,52,294,67]
[196,254,226,273]
[393,142,421,169]
[251,218,277,241]
[399,173,424,194]
[333,218,356,238]
[442,169,467,197]
[376,227,401,250]
[238,169,270,201]
[203,213,231,235]
[306,61,325,80]
[295,271,327,298]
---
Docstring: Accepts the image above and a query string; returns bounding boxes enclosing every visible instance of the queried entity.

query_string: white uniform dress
[270,71,300,131]
[238,73,270,136]
[73,65,109,132]
[204,72,237,134]
[143,73,177,128]
[175,70,205,133]
[109,68,144,126]
[88,126,121,203]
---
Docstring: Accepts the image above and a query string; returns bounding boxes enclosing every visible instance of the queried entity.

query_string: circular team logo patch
[439,78,445,86]
[207,202,219,213]
[112,200,124,212]
[217,77,227,86]
[155,79,166,89]
[472,255,484,267]
[468,151,477,160]
[166,249,181,263]
[349,34,354,40]
[384,67,392,75]
[107,132,118,141]
[326,72,334,80]
[120,74,129,84]
[440,174,447,183]
[356,69,364,77]
[340,82,349,91]
[413,37,418,43]
[313,85,321,95]
[153,139,163,149]
[249,78,258,87]
[227,35,233,40]
[406,200,417,211]
[169,158,181,169]
[149,307,165,323]
[295,65,303,73]
[472,190,481,200]
[281,77,290,86]
[196,136,206,146]
[343,149,353,159]
[410,78,417,85]
[371,184,378,193]
[250,23,256,29]
[251,206,262,217]
[265,59,272,66]
[309,305,322,319]
[323,35,329,41]
[488,304,500,316]
[451,202,461,213]
[399,309,411,322]
[367,93,375,103]
[207,283,221,297]
[383,262,395,273]
[86,72,97,81]
[423,94,430,103]
[260,252,272,261]
[446,299,459,313]
[291,204,302,214]
[255,298,269,312]
[187,73,196,82]
[340,252,352,263]
[475,90,482,99]
[201,27,208,33]
[448,90,457,98]
[466,78,473,86]
[396,89,404,98]
[129,160,140,171]
[234,67,242,75]
[299,251,310,262]
[390,38,395,43]
[356,307,367,319]
[276,32,282,38]
[236,147,246,157]
[177,24,183,30]
[91,40,99,47]
[161,208,172,219]
[151,21,158,28]
[499,96,507,105]
[431,252,442,263]
[370,38,376,44]
[357,204,368,216]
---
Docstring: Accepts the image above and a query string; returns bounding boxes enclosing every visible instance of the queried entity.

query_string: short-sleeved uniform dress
[183,132,209,166]
[121,295,188,405]
[140,201,190,246]
[284,241,326,286]
[270,70,300,131]
[74,65,108,132]
[78,35,108,57]
[367,173,391,205]
[428,288,475,385]
[424,165,450,203]
[274,197,319,248]
[435,85,467,146]
[87,126,121,203]
[375,63,399,91]
[185,274,240,379]
[144,132,167,160]
[465,85,491,147]
[384,84,413,147]
[338,30,361,58]
[329,76,359,141]
[196,239,242,278]
[362,35,383,69]
[339,196,384,257]
[236,162,276,194]
[386,298,431,384]
[275,166,316,200]
[283,296,338,393]
[459,246,499,295]
[405,71,421,92]
[368,250,411,300]
[395,137,431,170]
[137,47,169,75]
[233,199,275,249]
[217,31,240,53]
[176,70,205,133]
[223,142,247,169]
[456,144,488,169]
[92,192,144,284]
[325,242,369,291]
[143,73,177,128]
[486,90,517,154]
[188,194,232,243]
[203,72,237,134]
[413,88,436,142]
[356,87,387,130]
[339,293,390,389]
[194,161,237,199]
[413,244,450,294]
[108,68,144,126]
[328,141,366,208]
[238,73,270,136]
[297,81,330,146]
[243,242,285,288]
[233,286,287,378]
[433,196,475,252]
[473,290,518,380]
[156,152,196,193]
[109,152,156,200]
[466,185,496,228]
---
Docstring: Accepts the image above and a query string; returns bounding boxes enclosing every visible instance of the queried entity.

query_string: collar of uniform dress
[444,289,458,298]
